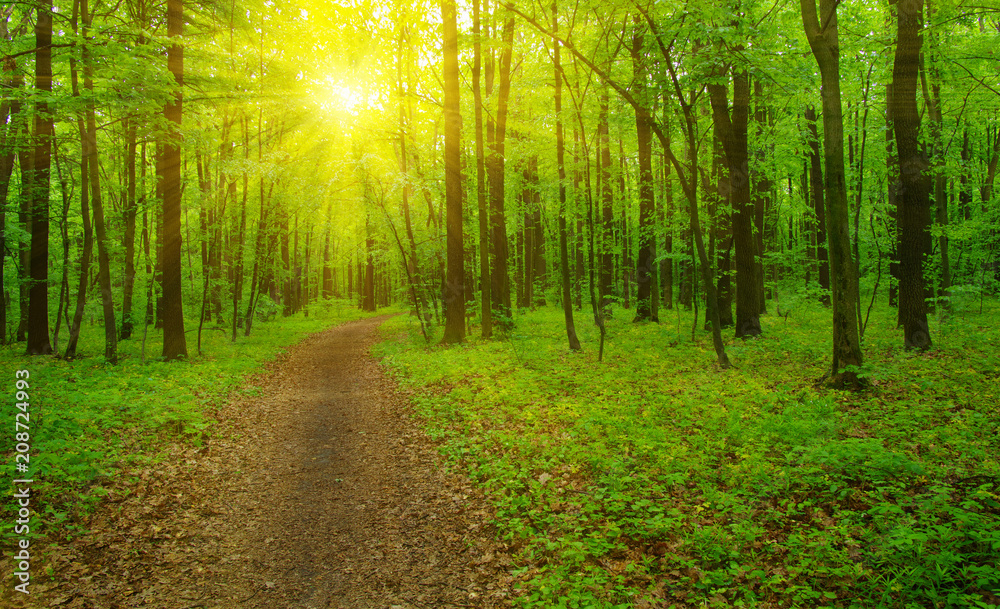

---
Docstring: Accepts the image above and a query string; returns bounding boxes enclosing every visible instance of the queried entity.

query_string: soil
[8,316,515,608]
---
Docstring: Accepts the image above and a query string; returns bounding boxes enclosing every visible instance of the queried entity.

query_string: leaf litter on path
[8,316,514,609]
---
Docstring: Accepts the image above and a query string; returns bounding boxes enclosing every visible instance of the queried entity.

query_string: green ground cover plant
[0,300,385,541]
[375,296,1000,609]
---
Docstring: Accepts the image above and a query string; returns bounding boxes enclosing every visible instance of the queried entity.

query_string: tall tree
[708,67,760,337]
[26,0,53,355]
[892,0,932,350]
[82,0,117,363]
[159,0,187,359]
[488,14,515,329]
[552,0,580,350]
[801,0,863,386]
[0,58,23,346]
[122,118,138,340]
[440,0,465,344]
[631,22,658,323]
[805,106,830,304]
[472,0,492,338]
[597,93,615,315]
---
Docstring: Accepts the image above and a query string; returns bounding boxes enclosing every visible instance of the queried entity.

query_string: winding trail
[29,316,513,608]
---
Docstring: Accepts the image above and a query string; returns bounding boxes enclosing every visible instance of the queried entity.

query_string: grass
[374,291,1000,609]
[0,298,387,541]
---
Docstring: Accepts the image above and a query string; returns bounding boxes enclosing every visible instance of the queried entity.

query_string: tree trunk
[919,53,949,297]
[892,0,933,350]
[27,0,54,355]
[160,0,187,360]
[122,118,137,339]
[397,19,428,328]
[752,80,771,312]
[886,83,900,307]
[17,145,30,343]
[709,69,760,337]
[801,0,864,385]
[598,94,615,315]
[441,0,465,343]
[708,132,733,329]
[65,48,92,360]
[661,144,674,310]
[0,61,23,345]
[472,0,492,338]
[805,106,830,305]
[232,114,249,340]
[553,0,580,350]
[83,5,118,363]
[363,214,376,312]
[488,15,515,330]
[631,24,657,323]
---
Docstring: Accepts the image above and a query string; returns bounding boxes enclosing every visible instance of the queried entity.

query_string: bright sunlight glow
[319,78,363,116]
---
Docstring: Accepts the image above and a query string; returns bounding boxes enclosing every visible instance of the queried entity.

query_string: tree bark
[488,15,515,330]
[751,80,771,312]
[709,69,760,337]
[441,0,465,343]
[892,0,932,350]
[597,94,615,315]
[805,106,831,305]
[631,23,658,323]
[160,0,187,360]
[553,0,581,350]
[82,3,118,363]
[65,41,92,360]
[801,0,863,385]
[27,0,54,355]
[472,0,492,338]
[0,61,22,346]
[121,118,137,339]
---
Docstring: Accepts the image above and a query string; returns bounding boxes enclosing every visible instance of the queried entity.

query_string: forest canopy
[2,0,999,377]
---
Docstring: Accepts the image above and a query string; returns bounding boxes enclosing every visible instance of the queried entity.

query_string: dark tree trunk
[886,83,900,307]
[363,215,376,312]
[661,146,674,310]
[488,16,514,329]
[597,94,615,315]
[631,24,657,323]
[232,114,249,340]
[17,145,30,342]
[709,69,760,337]
[892,0,932,350]
[121,118,137,339]
[83,8,118,363]
[805,106,830,305]
[919,55,949,296]
[27,0,54,355]
[708,133,733,329]
[322,228,333,299]
[801,0,864,385]
[573,128,585,311]
[65,50,92,360]
[160,0,187,360]
[751,80,771,312]
[472,0,492,338]
[552,0,580,350]
[0,62,22,345]
[280,209,292,315]
[441,0,465,343]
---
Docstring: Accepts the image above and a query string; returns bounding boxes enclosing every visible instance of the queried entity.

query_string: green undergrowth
[1,299,389,540]
[375,297,1000,609]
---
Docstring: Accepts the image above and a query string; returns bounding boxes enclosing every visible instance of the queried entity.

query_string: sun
[319,78,363,115]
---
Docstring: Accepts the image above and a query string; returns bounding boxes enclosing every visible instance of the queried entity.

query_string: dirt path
[26,316,514,608]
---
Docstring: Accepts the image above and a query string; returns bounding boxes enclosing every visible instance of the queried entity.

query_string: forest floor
[10,315,514,608]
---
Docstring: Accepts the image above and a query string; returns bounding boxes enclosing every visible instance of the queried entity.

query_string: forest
[1,0,999,606]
